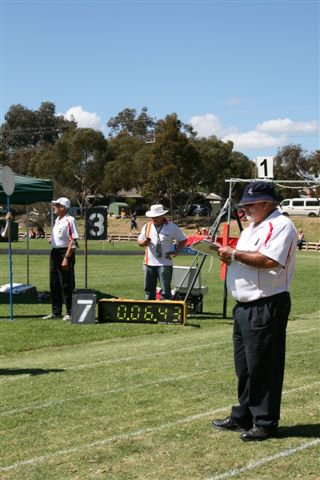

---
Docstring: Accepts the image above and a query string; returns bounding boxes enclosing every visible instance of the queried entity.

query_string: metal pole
[174,198,231,305]
[26,204,30,285]
[7,196,13,320]
[84,209,88,288]
[222,180,233,318]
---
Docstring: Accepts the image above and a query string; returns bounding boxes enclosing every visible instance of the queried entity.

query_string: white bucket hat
[145,204,168,217]
[52,197,71,209]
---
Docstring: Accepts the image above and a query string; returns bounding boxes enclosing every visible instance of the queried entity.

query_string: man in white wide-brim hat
[138,204,187,300]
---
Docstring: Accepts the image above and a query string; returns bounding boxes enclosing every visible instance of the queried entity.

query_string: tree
[30,128,110,207]
[102,134,145,193]
[274,145,320,198]
[107,107,154,138]
[191,136,234,196]
[141,114,200,213]
[0,102,75,175]
[0,102,73,151]
[307,150,320,179]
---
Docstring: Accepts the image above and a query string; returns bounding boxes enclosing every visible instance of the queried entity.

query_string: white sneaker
[42,313,62,320]
[63,314,71,321]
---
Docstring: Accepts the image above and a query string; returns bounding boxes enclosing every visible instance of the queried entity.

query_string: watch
[231,249,237,262]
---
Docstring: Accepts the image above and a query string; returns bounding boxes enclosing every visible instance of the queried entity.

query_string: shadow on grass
[188,312,234,321]
[0,315,54,319]
[0,368,65,376]
[278,424,320,438]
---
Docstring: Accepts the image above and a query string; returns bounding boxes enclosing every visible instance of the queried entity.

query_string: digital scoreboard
[98,299,187,325]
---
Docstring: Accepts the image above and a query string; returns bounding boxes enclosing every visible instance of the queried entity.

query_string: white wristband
[231,249,237,262]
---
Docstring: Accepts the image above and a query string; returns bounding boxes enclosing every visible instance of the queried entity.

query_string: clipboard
[190,239,221,256]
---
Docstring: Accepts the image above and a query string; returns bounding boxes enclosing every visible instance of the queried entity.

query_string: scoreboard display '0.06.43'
[98,299,187,325]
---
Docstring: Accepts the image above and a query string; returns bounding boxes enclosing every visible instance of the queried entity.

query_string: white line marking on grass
[1,382,319,473]
[0,341,230,383]
[0,371,214,416]
[0,406,231,473]
[288,327,320,334]
[1,342,318,388]
[0,325,317,386]
[1,325,317,381]
[1,367,319,418]
[205,439,320,480]
[287,347,320,358]
[1,352,319,418]
[282,381,320,395]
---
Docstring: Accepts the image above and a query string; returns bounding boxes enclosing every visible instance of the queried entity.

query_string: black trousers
[50,248,75,316]
[231,292,291,428]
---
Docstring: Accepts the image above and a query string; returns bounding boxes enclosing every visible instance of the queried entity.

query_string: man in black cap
[212,181,297,441]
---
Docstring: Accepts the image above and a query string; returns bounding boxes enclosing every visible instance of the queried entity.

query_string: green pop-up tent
[0,165,53,288]
[0,165,53,204]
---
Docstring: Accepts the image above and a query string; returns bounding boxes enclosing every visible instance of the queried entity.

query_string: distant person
[43,197,79,321]
[138,204,187,300]
[237,208,247,221]
[193,224,201,235]
[296,229,304,251]
[120,208,127,219]
[36,225,46,239]
[212,182,297,442]
[130,209,138,232]
[29,228,36,239]
[0,212,12,240]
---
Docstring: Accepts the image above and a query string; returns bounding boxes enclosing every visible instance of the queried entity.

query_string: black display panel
[85,208,108,240]
[98,299,186,325]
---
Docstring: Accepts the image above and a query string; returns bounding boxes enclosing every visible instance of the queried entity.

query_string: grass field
[15,213,320,241]
[0,250,319,479]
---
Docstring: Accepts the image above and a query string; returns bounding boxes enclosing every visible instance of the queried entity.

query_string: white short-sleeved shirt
[51,214,79,249]
[227,210,297,302]
[138,219,187,266]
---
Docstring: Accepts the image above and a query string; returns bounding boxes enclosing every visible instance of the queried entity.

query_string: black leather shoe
[240,425,278,442]
[212,416,252,432]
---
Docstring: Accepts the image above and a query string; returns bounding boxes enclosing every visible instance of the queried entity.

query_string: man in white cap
[138,204,187,300]
[43,197,79,321]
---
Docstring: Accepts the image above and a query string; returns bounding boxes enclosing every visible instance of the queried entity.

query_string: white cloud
[257,118,319,134]
[225,96,243,106]
[189,114,222,137]
[189,113,286,150]
[188,113,319,153]
[222,130,287,150]
[63,106,104,131]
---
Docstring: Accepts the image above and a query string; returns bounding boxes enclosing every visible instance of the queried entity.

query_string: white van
[280,198,320,217]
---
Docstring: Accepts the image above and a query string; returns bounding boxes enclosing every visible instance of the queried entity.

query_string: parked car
[69,207,83,217]
[279,198,320,217]
[188,204,211,216]
[134,205,147,216]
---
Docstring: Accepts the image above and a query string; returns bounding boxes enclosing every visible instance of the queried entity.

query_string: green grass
[1,238,142,251]
[0,252,319,479]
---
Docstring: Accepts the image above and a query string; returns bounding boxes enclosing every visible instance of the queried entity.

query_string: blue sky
[1,0,319,161]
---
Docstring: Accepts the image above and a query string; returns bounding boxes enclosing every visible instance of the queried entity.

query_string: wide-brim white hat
[145,204,168,217]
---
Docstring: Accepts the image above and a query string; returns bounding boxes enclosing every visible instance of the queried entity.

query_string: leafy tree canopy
[30,128,110,207]
[274,144,320,198]
[107,107,154,139]
[1,101,318,209]
[0,102,74,152]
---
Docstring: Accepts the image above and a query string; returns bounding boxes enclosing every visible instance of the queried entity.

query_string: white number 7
[77,299,93,323]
